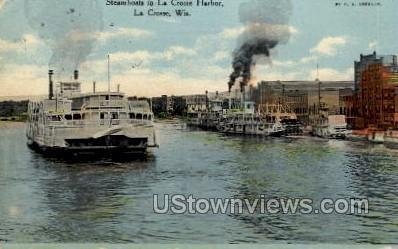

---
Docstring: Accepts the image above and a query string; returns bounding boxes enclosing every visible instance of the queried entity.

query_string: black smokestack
[74,70,79,80]
[48,70,54,100]
[229,0,293,92]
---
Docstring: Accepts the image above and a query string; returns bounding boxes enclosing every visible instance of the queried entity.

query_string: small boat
[366,127,385,144]
[384,130,398,149]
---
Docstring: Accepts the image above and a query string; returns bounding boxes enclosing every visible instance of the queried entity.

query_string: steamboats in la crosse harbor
[26,70,158,156]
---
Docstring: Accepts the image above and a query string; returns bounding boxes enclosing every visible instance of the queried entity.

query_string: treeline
[0,100,29,118]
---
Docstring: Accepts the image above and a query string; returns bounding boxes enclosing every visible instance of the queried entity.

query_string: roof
[68,92,125,99]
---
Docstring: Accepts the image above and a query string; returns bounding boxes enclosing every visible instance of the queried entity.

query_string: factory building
[255,80,354,125]
[349,52,398,129]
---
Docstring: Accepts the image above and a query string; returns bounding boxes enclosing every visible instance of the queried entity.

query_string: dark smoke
[229,0,293,92]
[24,0,103,80]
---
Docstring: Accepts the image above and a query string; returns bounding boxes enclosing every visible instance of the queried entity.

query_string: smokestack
[48,70,54,100]
[93,81,96,93]
[74,70,79,80]
[117,84,120,92]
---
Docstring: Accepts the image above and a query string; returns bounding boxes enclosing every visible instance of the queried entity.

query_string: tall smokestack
[93,81,96,93]
[74,70,79,80]
[48,70,54,100]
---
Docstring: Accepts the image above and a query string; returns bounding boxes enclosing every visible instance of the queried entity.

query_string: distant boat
[216,101,285,137]
[311,99,349,139]
[312,114,349,139]
[384,130,398,148]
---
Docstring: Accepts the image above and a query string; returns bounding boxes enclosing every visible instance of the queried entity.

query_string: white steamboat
[311,102,349,139]
[26,70,157,156]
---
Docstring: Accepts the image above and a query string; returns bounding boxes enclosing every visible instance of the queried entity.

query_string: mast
[260,82,263,114]
[318,81,321,110]
[108,54,111,93]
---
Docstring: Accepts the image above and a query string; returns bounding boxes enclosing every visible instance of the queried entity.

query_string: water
[0,121,397,243]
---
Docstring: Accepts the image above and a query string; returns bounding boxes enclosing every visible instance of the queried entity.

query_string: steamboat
[311,103,349,139]
[26,69,157,156]
[216,101,285,136]
[186,90,304,137]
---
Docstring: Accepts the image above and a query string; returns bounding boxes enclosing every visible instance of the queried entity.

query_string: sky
[0,0,397,98]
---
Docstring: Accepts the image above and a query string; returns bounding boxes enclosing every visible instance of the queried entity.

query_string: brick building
[349,52,398,129]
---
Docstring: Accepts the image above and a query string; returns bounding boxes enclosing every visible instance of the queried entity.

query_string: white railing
[47,118,153,127]
[84,100,125,108]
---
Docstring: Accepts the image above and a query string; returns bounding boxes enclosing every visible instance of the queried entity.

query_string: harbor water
[0,121,397,243]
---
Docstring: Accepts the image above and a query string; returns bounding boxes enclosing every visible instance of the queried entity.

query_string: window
[73,114,81,120]
[65,114,72,120]
[91,112,99,119]
[50,115,61,121]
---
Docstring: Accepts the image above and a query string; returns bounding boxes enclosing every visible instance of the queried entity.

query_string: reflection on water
[0,121,397,243]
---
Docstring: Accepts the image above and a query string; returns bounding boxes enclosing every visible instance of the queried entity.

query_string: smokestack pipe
[117,84,120,92]
[74,70,79,80]
[93,81,96,93]
[49,70,54,100]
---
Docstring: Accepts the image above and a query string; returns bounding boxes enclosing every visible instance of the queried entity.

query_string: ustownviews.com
[153,194,369,215]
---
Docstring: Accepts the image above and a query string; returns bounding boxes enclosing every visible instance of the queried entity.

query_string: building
[183,94,208,113]
[349,52,398,129]
[170,96,186,116]
[152,94,208,116]
[255,80,354,125]
[152,95,170,115]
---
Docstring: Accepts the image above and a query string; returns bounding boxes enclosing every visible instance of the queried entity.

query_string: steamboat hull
[27,135,150,157]
[27,124,156,157]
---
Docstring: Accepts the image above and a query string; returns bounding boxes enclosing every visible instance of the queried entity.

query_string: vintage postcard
[0,0,397,248]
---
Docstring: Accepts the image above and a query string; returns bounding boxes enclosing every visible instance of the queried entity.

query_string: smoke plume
[229,0,293,92]
[0,0,6,10]
[24,0,103,80]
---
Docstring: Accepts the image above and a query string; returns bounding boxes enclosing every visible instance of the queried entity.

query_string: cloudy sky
[0,0,397,98]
